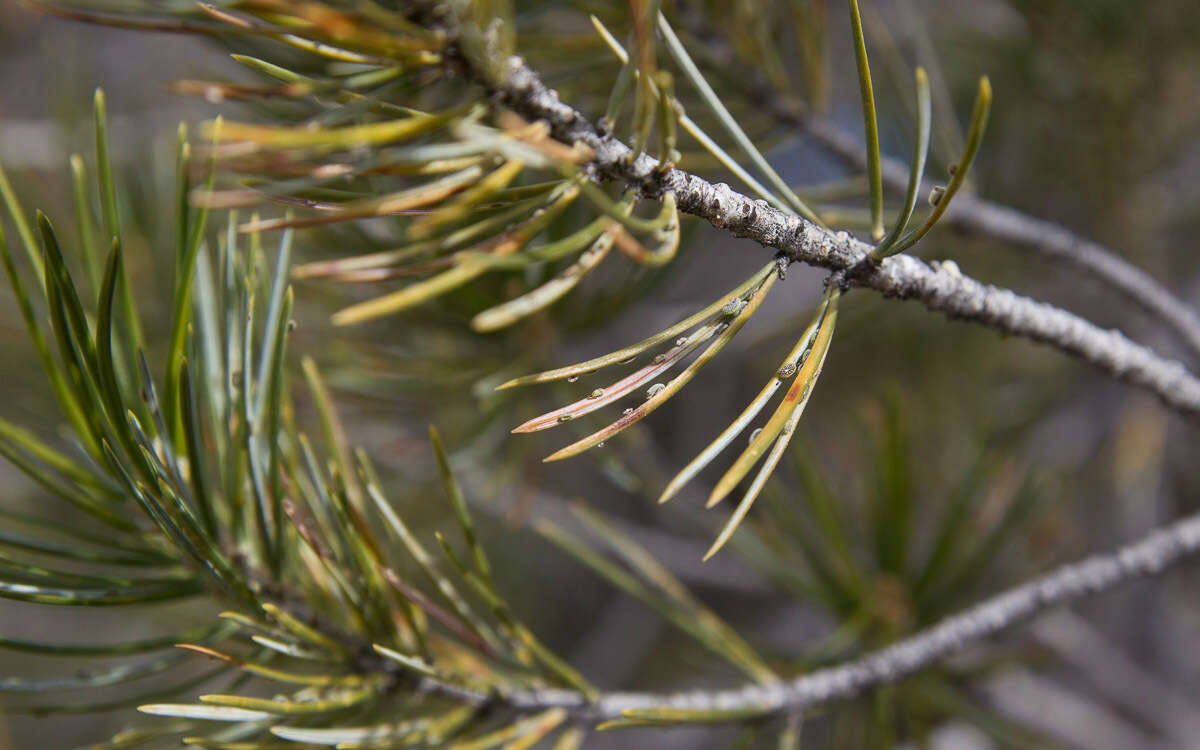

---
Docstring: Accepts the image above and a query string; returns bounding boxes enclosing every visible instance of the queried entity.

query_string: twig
[483,54,1200,421]
[802,114,1200,361]
[673,5,1200,364]
[39,2,1200,417]
[487,505,1200,720]
[265,485,1200,723]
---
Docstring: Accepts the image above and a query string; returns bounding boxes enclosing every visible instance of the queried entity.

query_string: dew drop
[928,185,946,207]
[566,375,579,383]
[622,408,634,417]
[617,355,637,365]
[597,441,606,448]
[557,415,573,423]
[589,388,605,399]
[646,383,665,398]
[749,427,763,444]
[675,337,688,347]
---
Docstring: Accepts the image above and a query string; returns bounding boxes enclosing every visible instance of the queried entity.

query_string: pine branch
[673,3,1200,364]
[449,503,1200,722]
[246,493,1200,722]
[15,5,1200,740]
[804,104,1200,367]
[40,2,1200,417]
[473,51,1200,421]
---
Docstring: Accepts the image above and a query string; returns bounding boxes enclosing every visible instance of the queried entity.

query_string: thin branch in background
[491,504,1200,721]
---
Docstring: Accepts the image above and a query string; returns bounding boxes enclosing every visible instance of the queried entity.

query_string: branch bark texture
[672,5,1200,364]
[803,114,1200,364]
[489,55,1200,420]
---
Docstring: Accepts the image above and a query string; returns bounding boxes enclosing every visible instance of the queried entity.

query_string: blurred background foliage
[0,1,1198,748]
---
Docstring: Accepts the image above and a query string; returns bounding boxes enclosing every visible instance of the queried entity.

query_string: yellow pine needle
[702,296,839,560]
[658,293,832,505]
[471,222,618,332]
[408,159,525,239]
[707,293,839,508]
[541,270,778,462]
[205,106,462,151]
[332,184,580,325]
[496,262,775,389]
